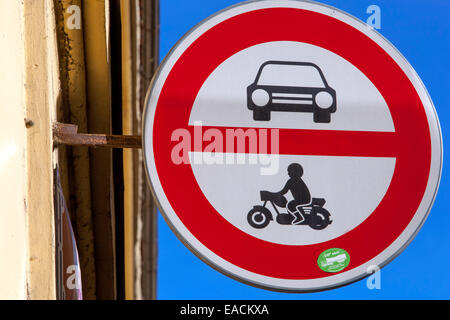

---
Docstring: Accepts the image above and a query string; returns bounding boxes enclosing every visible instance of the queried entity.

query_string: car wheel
[253,108,270,121]
[313,109,331,123]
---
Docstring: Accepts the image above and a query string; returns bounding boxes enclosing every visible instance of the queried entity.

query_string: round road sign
[143,0,442,292]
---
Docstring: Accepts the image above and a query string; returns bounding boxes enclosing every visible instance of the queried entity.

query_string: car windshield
[257,64,326,88]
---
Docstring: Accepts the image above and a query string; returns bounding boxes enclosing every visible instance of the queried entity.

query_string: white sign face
[190,41,395,132]
[143,0,442,292]
[191,155,395,246]
[190,40,396,246]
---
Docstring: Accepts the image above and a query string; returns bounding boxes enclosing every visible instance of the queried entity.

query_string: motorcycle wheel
[309,207,331,230]
[247,206,272,229]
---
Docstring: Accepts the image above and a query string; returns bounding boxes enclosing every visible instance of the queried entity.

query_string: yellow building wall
[0,0,58,299]
[23,0,59,299]
[0,0,27,300]
[0,0,158,300]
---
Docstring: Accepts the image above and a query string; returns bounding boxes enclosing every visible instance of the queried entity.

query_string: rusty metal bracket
[53,122,142,149]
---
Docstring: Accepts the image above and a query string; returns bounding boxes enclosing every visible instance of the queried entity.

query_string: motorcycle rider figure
[276,163,311,225]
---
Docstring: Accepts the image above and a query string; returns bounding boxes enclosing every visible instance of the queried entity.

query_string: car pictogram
[247,61,337,123]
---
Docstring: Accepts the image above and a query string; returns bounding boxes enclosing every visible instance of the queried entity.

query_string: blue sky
[156,0,450,299]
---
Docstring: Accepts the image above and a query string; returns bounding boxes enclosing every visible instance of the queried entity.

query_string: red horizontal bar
[186,126,398,158]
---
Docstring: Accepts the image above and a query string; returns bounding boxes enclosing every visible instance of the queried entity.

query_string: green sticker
[317,248,350,273]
